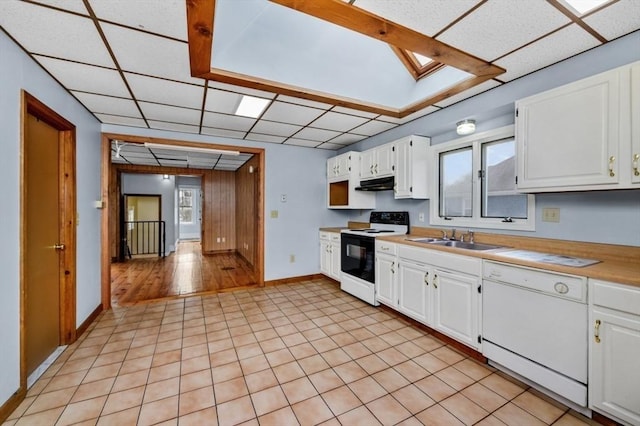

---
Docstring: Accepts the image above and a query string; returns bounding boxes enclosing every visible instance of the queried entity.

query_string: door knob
[54,243,65,250]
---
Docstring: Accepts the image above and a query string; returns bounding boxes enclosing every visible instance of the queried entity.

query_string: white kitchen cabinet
[327,152,352,182]
[589,279,640,425]
[319,231,341,281]
[394,135,430,199]
[326,151,376,209]
[516,61,640,192]
[432,268,480,350]
[397,259,431,324]
[360,143,394,180]
[375,241,397,307]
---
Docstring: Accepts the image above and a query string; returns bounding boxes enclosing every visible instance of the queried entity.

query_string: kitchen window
[430,125,535,231]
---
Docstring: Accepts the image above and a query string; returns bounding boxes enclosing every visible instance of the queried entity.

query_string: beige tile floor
[4,278,599,426]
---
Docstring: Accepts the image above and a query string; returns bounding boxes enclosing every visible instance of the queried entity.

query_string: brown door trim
[100,133,265,310]
[19,91,77,399]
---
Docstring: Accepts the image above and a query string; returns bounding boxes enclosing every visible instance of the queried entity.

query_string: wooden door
[24,114,61,375]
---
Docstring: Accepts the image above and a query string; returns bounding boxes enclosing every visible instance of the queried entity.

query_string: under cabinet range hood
[355,176,395,191]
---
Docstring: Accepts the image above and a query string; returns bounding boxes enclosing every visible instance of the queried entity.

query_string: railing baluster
[123,220,167,258]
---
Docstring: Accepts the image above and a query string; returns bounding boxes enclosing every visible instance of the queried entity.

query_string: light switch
[542,207,560,223]
[270,210,279,219]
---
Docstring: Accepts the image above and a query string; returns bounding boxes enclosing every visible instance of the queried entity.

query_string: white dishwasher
[482,261,588,407]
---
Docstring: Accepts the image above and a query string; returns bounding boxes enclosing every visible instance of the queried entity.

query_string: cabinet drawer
[483,261,586,302]
[376,241,397,255]
[330,233,341,242]
[592,280,640,315]
[319,231,331,240]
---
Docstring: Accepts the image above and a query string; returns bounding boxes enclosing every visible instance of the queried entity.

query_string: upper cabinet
[327,151,352,182]
[360,143,395,180]
[516,61,640,192]
[394,135,430,199]
[326,151,376,209]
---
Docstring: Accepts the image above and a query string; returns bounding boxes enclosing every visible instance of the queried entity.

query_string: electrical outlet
[542,207,560,223]
[216,237,221,243]
[270,210,279,218]
[290,254,295,263]
[418,212,425,222]
[222,237,226,243]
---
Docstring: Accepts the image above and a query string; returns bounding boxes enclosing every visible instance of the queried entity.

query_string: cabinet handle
[424,271,429,285]
[433,274,438,289]
[594,319,601,343]
[608,156,616,177]
[370,164,374,174]
[633,153,640,176]
[390,261,395,274]
[374,164,378,174]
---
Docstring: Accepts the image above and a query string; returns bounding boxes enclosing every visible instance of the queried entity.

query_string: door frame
[121,193,162,259]
[100,133,265,310]
[20,92,77,390]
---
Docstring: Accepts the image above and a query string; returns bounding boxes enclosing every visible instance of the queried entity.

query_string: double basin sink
[406,237,504,251]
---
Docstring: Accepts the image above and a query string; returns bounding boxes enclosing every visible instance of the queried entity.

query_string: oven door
[341,233,375,284]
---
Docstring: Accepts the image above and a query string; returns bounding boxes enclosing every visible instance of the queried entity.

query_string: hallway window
[179,189,193,224]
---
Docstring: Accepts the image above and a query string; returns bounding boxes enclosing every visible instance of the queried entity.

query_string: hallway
[111,242,258,306]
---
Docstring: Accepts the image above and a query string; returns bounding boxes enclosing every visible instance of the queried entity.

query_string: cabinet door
[397,260,430,324]
[336,153,351,180]
[632,63,640,184]
[590,307,640,425]
[433,269,479,349]
[394,138,412,198]
[376,254,396,307]
[516,69,620,190]
[320,240,331,276]
[375,144,395,177]
[330,241,341,280]
[327,157,337,179]
[360,150,375,179]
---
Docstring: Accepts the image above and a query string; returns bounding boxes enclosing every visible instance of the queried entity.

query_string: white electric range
[340,212,410,305]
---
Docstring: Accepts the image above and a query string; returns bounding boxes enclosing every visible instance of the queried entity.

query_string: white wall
[344,31,640,247]
[122,174,178,253]
[0,30,102,406]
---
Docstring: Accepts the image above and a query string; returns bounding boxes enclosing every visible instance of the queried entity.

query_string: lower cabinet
[319,231,341,281]
[375,241,397,306]
[397,260,430,324]
[589,279,640,425]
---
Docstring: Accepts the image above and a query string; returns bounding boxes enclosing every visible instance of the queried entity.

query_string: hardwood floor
[111,241,258,306]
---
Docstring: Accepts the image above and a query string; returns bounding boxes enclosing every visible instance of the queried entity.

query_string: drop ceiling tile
[123,157,159,165]
[0,2,114,67]
[437,0,571,61]
[350,120,397,136]
[116,151,155,159]
[139,102,201,125]
[352,0,481,36]
[327,133,366,145]
[316,143,344,150]
[276,95,333,110]
[200,127,247,139]
[34,56,128,97]
[158,159,188,167]
[208,81,276,99]
[96,114,147,128]
[202,112,255,131]
[434,80,502,108]
[147,121,200,134]
[331,106,380,119]
[284,138,319,148]
[309,112,370,132]
[584,0,640,41]
[29,0,88,15]
[111,157,128,164]
[294,127,341,142]
[495,25,601,82]
[261,101,325,125]
[205,89,243,114]
[250,120,302,137]
[100,22,201,84]
[89,0,187,41]
[246,133,287,143]
[72,92,141,117]
[125,73,205,109]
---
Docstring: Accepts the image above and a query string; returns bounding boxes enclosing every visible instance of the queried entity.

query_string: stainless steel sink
[405,237,443,243]
[428,240,504,250]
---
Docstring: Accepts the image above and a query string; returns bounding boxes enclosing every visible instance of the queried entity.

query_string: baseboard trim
[265,274,325,286]
[0,386,26,424]
[76,304,103,338]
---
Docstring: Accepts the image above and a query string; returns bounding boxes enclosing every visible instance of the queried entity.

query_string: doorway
[21,92,76,390]
[122,194,163,257]
[178,185,201,240]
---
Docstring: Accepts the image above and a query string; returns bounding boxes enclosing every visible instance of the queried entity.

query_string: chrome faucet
[468,230,474,244]
[450,229,457,241]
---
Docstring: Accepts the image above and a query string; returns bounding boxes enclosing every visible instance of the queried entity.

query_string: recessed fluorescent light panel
[235,95,270,118]
[560,0,612,15]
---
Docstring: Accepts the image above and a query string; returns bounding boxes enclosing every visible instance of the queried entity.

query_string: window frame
[429,125,536,231]
[178,188,194,225]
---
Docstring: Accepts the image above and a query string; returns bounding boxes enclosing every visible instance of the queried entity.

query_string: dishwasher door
[483,279,588,383]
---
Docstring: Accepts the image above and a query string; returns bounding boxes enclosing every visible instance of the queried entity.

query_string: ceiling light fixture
[235,95,270,118]
[163,174,170,180]
[144,142,240,156]
[456,119,476,135]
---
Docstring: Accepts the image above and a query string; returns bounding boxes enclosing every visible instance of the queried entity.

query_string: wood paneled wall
[235,157,260,267]
[202,170,236,253]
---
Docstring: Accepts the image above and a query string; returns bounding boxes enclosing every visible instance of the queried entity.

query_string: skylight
[560,0,612,15]
[235,95,270,118]
[413,53,432,67]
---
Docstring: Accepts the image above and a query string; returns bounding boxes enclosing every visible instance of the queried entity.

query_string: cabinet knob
[608,156,616,177]
[433,274,438,289]
[594,319,601,343]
